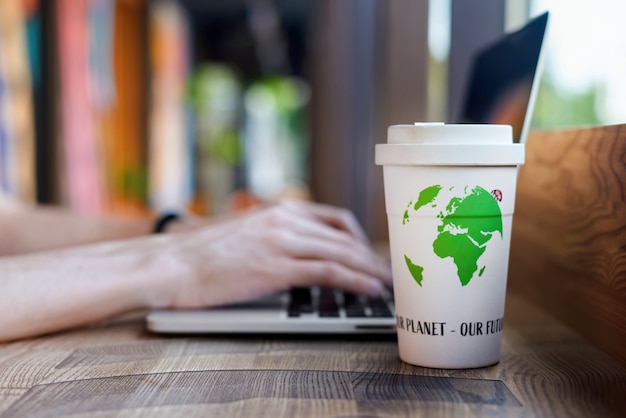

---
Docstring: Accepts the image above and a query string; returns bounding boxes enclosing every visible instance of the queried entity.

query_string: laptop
[460,12,549,144]
[146,12,549,335]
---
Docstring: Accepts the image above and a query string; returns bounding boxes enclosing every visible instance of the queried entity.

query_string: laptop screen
[460,12,549,143]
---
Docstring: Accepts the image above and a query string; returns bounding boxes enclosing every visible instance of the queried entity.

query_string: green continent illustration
[403,185,503,287]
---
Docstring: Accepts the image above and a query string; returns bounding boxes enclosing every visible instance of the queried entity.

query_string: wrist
[136,236,193,309]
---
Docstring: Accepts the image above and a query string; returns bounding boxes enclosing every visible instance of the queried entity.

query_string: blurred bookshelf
[7,0,611,241]
[0,0,430,241]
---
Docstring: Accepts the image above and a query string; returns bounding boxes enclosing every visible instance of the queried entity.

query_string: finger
[285,259,385,296]
[257,206,393,287]
[276,208,372,253]
[277,230,392,286]
[281,200,369,243]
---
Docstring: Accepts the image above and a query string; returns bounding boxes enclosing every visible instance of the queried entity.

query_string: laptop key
[319,287,340,317]
[343,292,367,317]
[288,287,313,317]
[368,296,394,318]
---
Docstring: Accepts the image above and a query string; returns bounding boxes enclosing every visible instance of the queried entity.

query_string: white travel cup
[375,123,524,368]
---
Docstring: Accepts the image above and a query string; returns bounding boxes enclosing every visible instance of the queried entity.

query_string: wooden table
[1,293,624,418]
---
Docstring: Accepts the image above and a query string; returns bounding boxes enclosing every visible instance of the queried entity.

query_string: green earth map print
[402,185,503,287]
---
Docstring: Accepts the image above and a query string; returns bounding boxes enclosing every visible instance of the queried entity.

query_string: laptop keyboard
[287,287,394,319]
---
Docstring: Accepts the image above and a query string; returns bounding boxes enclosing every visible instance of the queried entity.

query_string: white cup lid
[389,123,512,144]
[375,123,524,166]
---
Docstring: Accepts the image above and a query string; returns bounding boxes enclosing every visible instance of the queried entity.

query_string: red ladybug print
[491,189,503,202]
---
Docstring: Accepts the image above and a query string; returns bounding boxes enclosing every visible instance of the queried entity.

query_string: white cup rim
[375,143,525,166]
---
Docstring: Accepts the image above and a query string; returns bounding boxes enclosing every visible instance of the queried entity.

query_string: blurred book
[56,0,104,213]
[0,0,36,203]
[105,0,150,216]
[147,0,194,213]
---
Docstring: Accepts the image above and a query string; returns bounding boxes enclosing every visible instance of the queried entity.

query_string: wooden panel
[508,124,626,365]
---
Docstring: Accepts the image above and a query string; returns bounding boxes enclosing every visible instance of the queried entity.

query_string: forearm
[0,203,155,255]
[0,235,184,342]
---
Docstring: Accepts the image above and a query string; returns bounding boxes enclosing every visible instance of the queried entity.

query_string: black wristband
[153,212,181,234]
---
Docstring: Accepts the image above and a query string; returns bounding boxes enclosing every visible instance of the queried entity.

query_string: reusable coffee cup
[375,122,524,369]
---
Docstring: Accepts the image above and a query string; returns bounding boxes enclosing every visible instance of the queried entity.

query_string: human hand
[156,200,392,310]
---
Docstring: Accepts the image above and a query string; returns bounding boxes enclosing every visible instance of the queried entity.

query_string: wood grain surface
[0,294,625,417]
[509,124,626,365]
